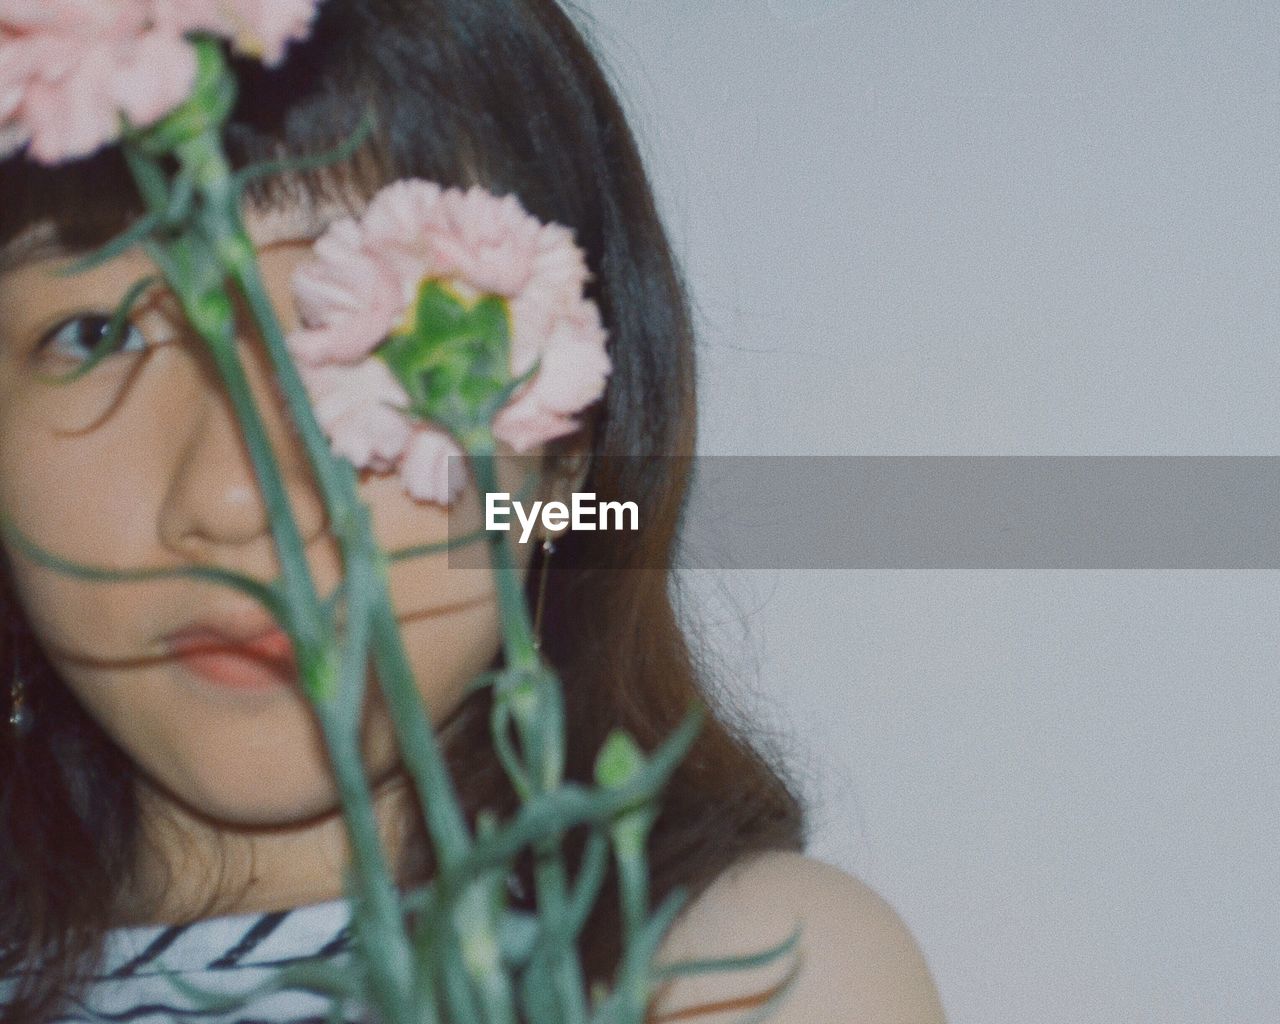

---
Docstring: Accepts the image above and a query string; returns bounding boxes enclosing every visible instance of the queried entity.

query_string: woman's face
[0,202,543,828]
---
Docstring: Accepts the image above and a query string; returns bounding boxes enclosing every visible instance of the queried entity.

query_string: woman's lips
[167,628,298,692]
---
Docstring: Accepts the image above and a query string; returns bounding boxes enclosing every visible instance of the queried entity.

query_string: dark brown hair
[0,2,809,1020]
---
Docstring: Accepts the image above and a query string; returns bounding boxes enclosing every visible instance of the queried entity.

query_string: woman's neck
[113,770,418,926]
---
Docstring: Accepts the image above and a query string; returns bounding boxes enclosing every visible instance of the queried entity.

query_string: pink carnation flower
[157,0,320,67]
[288,180,612,505]
[0,0,198,164]
[0,0,321,164]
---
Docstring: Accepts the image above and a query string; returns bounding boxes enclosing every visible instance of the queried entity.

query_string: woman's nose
[157,338,329,573]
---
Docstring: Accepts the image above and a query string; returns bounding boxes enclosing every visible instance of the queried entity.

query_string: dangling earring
[532,536,555,653]
[8,642,34,738]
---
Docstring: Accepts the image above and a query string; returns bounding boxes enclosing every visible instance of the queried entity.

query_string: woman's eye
[37,314,147,362]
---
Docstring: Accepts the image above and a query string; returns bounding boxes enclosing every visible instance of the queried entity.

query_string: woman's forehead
[241,194,363,248]
[0,194,359,275]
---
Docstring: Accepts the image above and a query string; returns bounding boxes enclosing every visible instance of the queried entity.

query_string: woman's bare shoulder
[646,851,947,1024]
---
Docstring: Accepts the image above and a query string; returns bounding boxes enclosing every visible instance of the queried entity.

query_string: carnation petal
[290,218,404,361]
[154,0,320,67]
[492,398,581,455]
[299,359,413,471]
[327,403,413,471]
[360,179,447,299]
[112,32,199,129]
[526,334,612,415]
[290,178,611,503]
[24,65,116,163]
[1,3,204,165]
[0,1,53,28]
[401,428,470,505]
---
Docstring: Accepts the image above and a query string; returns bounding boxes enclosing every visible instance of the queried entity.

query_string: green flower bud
[375,279,538,447]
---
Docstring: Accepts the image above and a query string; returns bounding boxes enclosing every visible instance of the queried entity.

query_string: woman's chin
[144,764,344,829]
[138,735,402,831]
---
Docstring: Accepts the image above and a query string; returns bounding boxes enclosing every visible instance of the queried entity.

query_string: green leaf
[327,515,377,722]
[451,701,708,886]
[231,108,377,194]
[597,729,659,853]
[0,508,286,617]
[589,887,691,1021]
[562,826,611,938]
[650,919,804,982]
[491,693,534,799]
[122,147,170,212]
[494,352,542,407]
[648,699,708,784]
[463,668,505,696]
[519,955,561,1024]
[56,214,162,277]
[384,526,489,564]
[723,951,805,1024]
[496,910,541,967]
[163,171,198,229]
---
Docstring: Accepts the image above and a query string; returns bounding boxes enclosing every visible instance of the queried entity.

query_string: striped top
[0,897,361,1023]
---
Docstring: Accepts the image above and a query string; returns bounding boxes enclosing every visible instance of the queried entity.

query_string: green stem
[213,149,481,887]
[226,231,358,507]
[143,86,669,1024]
[453,879,517,1024]
[467,440,540,674]
[168,138,327,646]
[217,151,499,1017]
[161,129,423,1023]
[366,559,474,873]
[615,852,648,952]
[174,291,413,1016]
[182,121,481,873]
[195,320,324,650]
[467,436,588,1023]
[317,705,417,1020]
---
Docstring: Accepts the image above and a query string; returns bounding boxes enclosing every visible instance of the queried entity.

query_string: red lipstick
[166,622,298,692]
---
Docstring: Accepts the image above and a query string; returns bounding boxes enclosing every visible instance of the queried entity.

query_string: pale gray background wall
[571,2,1278,1021]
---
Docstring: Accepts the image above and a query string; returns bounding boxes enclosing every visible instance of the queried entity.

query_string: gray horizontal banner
[444,457,1280,569]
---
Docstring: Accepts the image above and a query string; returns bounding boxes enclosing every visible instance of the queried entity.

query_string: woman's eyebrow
[0,225,69,276]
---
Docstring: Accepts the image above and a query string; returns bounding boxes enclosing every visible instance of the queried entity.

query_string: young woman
[0,1,946,1021]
